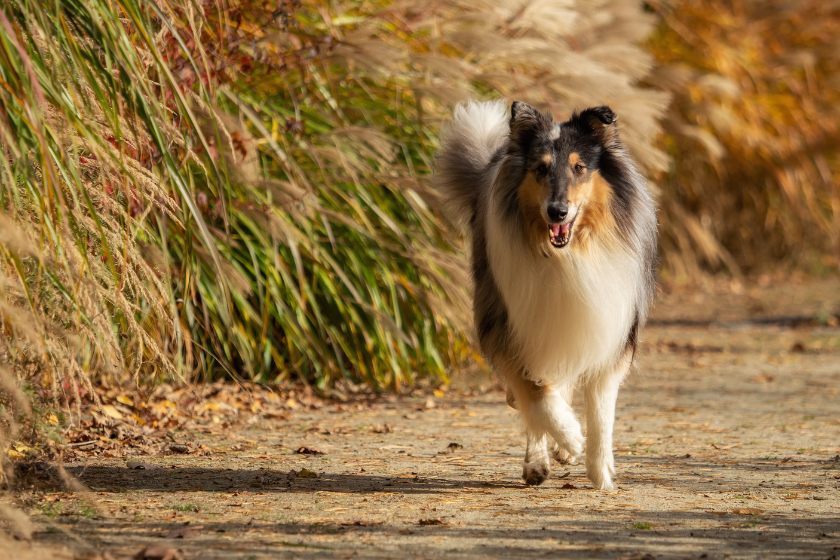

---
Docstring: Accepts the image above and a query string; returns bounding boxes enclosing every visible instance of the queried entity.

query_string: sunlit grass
[648,0,840,278]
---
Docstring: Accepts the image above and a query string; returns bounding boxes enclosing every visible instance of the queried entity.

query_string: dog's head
[503,101,621,251]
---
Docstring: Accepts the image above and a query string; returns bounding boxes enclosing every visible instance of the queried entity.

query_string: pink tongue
[551,223,561,237]
[560,223,571,236]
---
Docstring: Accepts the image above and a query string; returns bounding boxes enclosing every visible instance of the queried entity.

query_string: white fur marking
[486,194,639,387]
[448,100,509,164]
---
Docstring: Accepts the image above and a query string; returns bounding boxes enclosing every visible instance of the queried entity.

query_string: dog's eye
[573,163,585,174]
[536,163,549,175]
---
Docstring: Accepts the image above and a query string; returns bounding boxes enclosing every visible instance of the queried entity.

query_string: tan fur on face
[541,153,553,165]
[519,160,619,254]
[571,171,618,250]
[518,172,551,253]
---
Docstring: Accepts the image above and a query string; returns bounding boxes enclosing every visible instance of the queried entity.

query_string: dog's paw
[586,468,615,491]
[553,426,585,463]
[522,462,550,486]
[586,454,616,491]
[550,442,575,464]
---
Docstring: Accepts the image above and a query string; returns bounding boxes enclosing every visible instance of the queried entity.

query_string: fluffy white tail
[434,100,510,228]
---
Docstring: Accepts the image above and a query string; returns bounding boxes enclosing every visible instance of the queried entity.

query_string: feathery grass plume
[647,0,840,279]
[0,0,236,466]
[0,0,671,447]
[181,0,670,388]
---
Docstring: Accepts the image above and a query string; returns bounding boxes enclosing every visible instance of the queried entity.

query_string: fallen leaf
[424,397,436,409]
[12,442,34,455]
[169,444,190,454]
[297,468,319,478]
[7,449,25,461]
[340,521,383,527]
[127,461,160,470]
[296,446,324,455]
[117,395,135,406]
[418,518,446,526]
[295,445,326,455]
[134,546,183,560]
[732,508,764,515]
[438,442,462,455]
[101,405,123,420]
[560,483,577,490]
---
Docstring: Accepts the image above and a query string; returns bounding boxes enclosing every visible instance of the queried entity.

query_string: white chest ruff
[486,205,639,385]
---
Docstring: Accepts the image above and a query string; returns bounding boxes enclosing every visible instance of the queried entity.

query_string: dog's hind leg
[583,350,632,491]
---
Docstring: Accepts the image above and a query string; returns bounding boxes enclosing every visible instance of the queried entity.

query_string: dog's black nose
[547,203,568,223]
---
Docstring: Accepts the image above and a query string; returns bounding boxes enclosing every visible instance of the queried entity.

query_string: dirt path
[15,279,840,559]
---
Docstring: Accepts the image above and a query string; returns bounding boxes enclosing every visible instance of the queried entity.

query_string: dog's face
[506,101,619,251]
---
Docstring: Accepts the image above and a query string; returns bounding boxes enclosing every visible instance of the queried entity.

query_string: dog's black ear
[511,101,540,123]
[510,101,549,144]
[580,106,618,130]
[578,106,619,146]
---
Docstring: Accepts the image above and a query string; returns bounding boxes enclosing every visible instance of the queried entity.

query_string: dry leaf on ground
[732,508,764,515]
[295,446,324,455]
[438,443,462,455]
[134,546,183,560]
[298,468,319,478]
[126,462,159,470]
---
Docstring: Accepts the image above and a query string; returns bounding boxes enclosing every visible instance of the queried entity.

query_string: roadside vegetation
[0,0,838,477]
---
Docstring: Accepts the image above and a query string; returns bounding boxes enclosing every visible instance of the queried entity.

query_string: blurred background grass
[0,0,838,463]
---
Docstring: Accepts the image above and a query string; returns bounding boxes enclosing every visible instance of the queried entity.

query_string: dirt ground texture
[7,277,840,559]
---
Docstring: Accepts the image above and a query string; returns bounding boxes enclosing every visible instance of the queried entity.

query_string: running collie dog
[435,100,658,490]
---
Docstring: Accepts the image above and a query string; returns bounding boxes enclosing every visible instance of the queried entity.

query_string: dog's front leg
[584,351,632,491]
[507,373,584,485]
[523,431,550,485]
[505,382,552,484]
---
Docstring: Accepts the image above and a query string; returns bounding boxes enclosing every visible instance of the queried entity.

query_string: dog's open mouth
[549,220,573,248]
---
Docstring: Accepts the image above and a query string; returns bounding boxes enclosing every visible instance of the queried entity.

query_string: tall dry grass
[0,0,669,446]
[192,0,670,387]
[13,0,839,480]
[1,0,837,505]
[0,0,241,481]
[649,0,840,279]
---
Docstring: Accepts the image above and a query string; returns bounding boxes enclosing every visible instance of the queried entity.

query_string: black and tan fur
[435,100,657,489]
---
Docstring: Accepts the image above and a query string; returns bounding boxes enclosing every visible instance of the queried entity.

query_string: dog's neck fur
[484,169,640,387]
